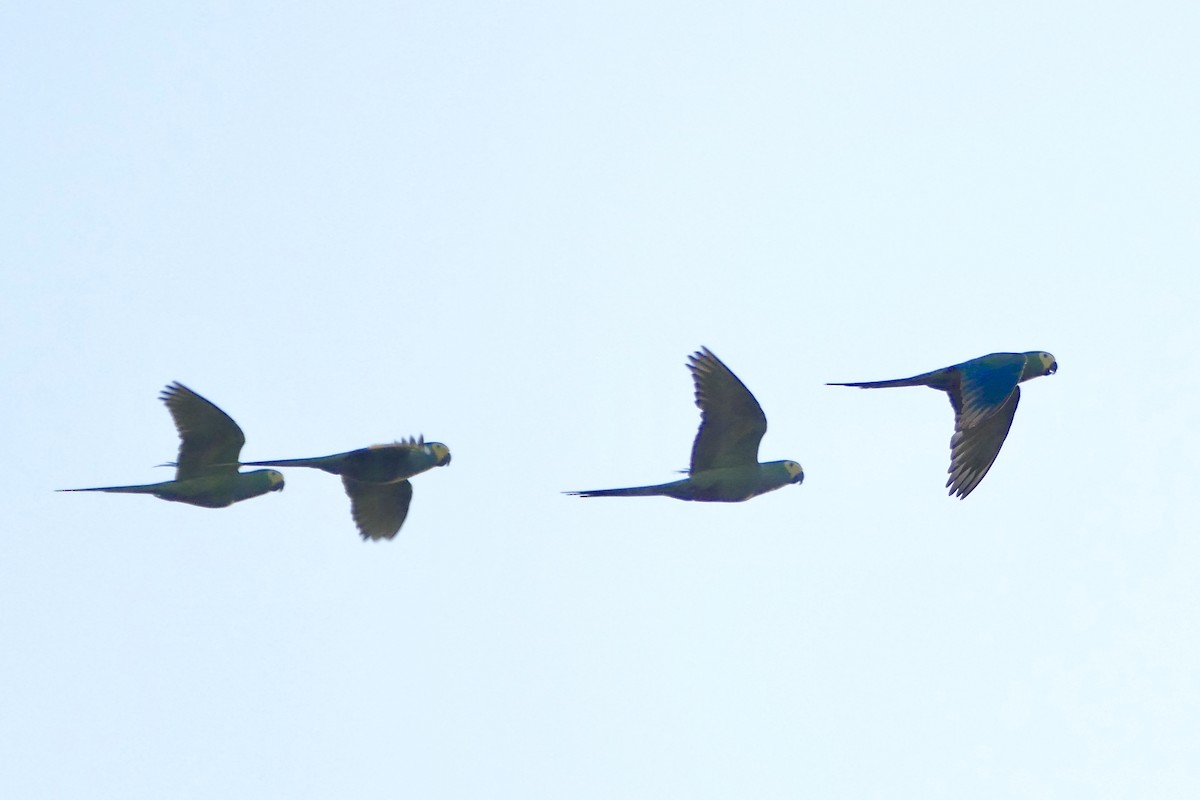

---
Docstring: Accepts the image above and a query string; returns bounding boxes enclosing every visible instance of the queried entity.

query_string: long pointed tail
[827,366,952,390]
[565,483,672,498]
[827,377,930,389]
[58,483,162,495]
[241,457,331,470]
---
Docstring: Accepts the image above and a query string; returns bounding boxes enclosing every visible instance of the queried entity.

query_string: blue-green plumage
[568,347,804,502]
[828,351,1057,498]
[573,462,803,502]
[239,437,450,540]
[241,439,450,483]
[59,382,284,508]
[65,471,284,508]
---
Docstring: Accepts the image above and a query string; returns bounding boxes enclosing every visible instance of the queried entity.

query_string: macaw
[60,382,284,507]
[239,438,451,540]
[568,347,804,501]
[828,351,1057,498]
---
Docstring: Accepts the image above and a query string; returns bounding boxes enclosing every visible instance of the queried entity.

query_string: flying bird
[60,382,284,507]
[828,351,1057,498]
[567,347,804,501]
[238,438,451,540]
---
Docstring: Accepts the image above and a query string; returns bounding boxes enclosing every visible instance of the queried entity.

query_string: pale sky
[4,1,1199,797]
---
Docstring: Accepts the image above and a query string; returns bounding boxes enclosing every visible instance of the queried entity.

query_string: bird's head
[1021,351,1058,381]
[267,470,285,492]
[426,442,452,466]
[784,461,805,485]
[1035,352,1058,376]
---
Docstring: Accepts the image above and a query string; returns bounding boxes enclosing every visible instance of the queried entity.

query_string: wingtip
[945,479,974,500]
[686,346,718,369]
[160,381,187,399]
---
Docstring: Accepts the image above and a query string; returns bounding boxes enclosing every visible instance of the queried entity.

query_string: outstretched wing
[342,477,413,540]
[687,348,768,472]
[160,383,246,480]
[947,386,1020,498]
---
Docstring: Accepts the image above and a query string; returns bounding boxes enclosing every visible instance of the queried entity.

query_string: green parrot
[567,347,804,501]
[828,351,1057,498]
[59,382,284,507]
[237,438,451,540]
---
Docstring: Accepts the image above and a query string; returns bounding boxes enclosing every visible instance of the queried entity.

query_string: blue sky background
[4,1,1199,797]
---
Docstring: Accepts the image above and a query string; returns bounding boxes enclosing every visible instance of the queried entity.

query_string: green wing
[160,383,246,481]
[342,476,414,540]
[687,347,768,472]
[947,386,1021,498]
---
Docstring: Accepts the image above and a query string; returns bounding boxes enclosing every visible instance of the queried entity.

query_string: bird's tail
[827,367,950,390]
[58,483,161,495]
[827,378,925,389]
[565,483,672,498]
[241,457,331,470]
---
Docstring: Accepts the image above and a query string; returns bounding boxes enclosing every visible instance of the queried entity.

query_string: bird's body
[567,347,804,502]
[240,438,450,540]
[570,461,803,502]
[60,383,284,508]
[65,471,283,508]
[828,351,1057,498]
[241,440,449,484]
